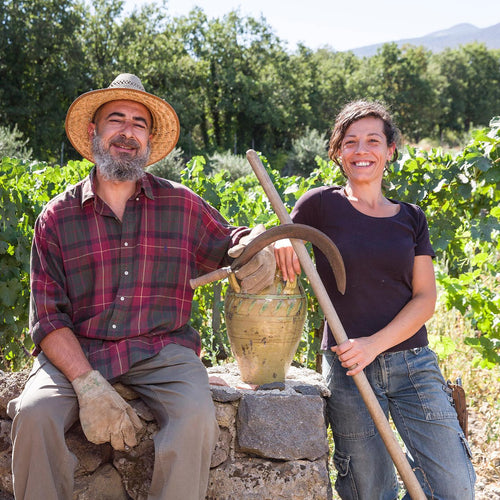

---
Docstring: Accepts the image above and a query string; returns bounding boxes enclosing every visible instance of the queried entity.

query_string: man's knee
[10,386,78,439]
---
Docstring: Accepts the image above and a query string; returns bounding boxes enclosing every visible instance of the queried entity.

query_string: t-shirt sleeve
[414,206,435,258]
[290,187,322,226]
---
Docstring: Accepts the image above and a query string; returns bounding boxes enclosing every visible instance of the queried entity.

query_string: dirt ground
[469,405,500,499]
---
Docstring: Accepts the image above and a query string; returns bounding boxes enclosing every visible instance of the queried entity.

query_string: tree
[348,43,436,142]
[80,0,127,89]
[295,47,358,134]
[173,9,294,155]
[461,44,500,130]
[428,47,469,134]
[0,0,87,161]
[284,127,328,177]
[0,125,32,160]
[429,44,500,137]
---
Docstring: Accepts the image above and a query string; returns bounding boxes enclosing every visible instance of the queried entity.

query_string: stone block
[237,393,328,461]
[206,457,332,500]
[73,463,129,500]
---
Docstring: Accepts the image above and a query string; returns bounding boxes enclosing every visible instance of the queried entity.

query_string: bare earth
[469,406,500,499]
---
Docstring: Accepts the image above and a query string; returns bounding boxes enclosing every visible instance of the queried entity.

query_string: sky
[122,0,500,51]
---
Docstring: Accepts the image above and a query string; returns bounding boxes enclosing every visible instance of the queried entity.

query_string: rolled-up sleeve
[29,210,74,347]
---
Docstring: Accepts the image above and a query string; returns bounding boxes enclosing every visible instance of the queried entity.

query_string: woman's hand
[331,337,380,376]
[273,238,302,282]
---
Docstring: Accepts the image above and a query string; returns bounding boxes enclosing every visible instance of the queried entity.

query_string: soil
[469,406,500,499]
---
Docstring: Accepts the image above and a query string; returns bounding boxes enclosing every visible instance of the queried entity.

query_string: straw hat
[65,73,180,166]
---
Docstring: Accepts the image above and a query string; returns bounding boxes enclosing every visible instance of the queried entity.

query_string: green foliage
[206,151,253,182]
[385,117,500,366]
[1,119,498,370]
[0,157,91,369]
[0,0,87,160]
[146,147,186,182]
[0,125,32,160]
[283,127,329,177]
[349,44,437,142]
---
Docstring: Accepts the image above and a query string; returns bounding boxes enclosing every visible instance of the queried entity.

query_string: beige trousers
[7,343,219,500]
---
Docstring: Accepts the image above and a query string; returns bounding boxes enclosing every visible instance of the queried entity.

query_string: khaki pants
[7,343,219,500]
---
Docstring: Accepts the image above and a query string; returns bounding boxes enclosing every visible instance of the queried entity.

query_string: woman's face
[339,116,395,185]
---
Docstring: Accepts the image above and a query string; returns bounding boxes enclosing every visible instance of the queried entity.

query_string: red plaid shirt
[30,169,245,380]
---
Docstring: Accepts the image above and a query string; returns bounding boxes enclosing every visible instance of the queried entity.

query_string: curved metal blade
[232,223,346,294]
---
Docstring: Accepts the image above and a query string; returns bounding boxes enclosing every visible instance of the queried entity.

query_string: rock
[0,421,12,495]
[67,424,112,475]
[257,382,286,391]
[206,457,332,500]
[210,385,242,403]
[210,427,232,468]
[292,384,322,396]
[113,437,155,500]
[0,370,28,419]
[237,393,328,461]
[73,463,129,500]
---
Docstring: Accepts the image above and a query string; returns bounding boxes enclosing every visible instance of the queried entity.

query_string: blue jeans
[323,347,475,500]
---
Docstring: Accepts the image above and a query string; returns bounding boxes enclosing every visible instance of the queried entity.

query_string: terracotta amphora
[224,271,307,385]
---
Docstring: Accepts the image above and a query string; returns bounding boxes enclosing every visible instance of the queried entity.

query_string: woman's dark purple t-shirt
[291,186,435,352]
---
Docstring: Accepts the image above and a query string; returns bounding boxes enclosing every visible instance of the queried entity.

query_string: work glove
[227,224,276,294]
[71,370,143,451]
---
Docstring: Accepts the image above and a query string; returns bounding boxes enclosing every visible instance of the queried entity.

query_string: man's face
[88,100,153,182]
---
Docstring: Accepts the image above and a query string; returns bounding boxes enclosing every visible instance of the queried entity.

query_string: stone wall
[0,363,332,500]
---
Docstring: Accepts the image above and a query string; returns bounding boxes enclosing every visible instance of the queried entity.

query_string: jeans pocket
[333,449,350,477]
[460,433,473,460]
[406,347,457,421]
[333,449,358,500]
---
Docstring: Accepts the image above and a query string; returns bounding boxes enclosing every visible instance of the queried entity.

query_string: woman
[275,100,475,499]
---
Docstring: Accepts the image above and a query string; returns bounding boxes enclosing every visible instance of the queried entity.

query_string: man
[8,74,275,500]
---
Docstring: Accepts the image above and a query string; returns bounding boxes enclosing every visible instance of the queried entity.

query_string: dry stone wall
[0,363,332,500]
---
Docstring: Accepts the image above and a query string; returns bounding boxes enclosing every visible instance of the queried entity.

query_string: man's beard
[92,134,151,182]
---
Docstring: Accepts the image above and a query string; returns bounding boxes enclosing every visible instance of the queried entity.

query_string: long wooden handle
[246,149,425,500]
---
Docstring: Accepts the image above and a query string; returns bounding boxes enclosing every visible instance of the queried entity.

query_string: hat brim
[65,87,180,167]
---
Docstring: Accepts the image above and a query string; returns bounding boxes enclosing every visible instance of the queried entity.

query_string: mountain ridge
[347,22,500,57]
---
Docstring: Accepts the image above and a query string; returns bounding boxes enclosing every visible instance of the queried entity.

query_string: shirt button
[136,197,140,201]
[124,242,129,247]
[124,271,129,276]
[112,324,117,329]
[120,296,125,301]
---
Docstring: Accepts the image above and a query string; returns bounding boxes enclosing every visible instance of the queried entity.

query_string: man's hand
[71,370,143,451]
[228,224,276,293]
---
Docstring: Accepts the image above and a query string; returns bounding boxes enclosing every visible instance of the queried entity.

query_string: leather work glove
[227,224,276,293]
[71,370,143,451]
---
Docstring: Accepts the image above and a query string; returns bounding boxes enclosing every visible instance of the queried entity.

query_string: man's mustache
[110,137,140,149]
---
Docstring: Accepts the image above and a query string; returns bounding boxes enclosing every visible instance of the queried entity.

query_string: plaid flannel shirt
[30,168,244,379]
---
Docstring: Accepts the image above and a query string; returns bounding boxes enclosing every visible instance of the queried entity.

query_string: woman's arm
[274,238,302,282]
[333,254,437,375]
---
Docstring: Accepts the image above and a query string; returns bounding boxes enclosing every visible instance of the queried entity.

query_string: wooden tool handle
[190,267,232,289]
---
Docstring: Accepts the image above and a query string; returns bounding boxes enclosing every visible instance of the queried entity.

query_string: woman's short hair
[328,100,400,170]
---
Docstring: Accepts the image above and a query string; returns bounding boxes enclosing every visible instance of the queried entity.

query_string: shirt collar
[81,167,155,207]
